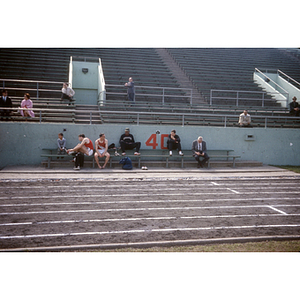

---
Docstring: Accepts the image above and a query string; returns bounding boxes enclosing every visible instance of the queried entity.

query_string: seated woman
[20,93,35,119]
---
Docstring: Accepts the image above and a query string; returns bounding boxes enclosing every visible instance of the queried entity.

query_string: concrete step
[155,48,207,105]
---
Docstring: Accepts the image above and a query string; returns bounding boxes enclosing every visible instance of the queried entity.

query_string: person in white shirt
[61,82,75,103]
[239,110,251,127]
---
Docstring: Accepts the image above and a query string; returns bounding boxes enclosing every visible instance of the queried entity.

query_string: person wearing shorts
[67,134,94,157]
[94,133,110,169]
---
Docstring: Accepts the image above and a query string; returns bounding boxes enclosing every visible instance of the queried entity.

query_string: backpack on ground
[119,157,133,170]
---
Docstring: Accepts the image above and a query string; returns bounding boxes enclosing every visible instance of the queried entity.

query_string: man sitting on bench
[119,128,141,156]
[94,133,110,169]
[167,129,184,156]
[67,134,94,157]
[192,136,210,168]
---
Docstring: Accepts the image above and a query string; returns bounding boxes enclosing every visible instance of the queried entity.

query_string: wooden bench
[109,149,240,168]
[41,147,121,168]
[41,148,96,168]
[41,148,240,169]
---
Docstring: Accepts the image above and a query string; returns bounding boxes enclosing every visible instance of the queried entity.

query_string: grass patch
[95,240,300,252]
[274,165,300,173]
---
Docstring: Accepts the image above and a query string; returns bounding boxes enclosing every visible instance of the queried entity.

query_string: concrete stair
[155,48,207,106]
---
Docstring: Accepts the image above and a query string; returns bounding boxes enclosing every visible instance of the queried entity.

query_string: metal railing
[254,68,289,106]
[209,89,281,107]
[105,84,193,105]
[0,107,99,125]
[277,69,300,88]
[99,110,300,128]
[1,78,67,101]
[1,107,299,128]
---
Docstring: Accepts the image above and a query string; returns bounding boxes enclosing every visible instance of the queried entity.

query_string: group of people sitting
[237,96,300,127]
[60,128,142,170]
[58,128,210,170]
[0,84,75,120]
[1,86,299,124]
[0,89,35,120]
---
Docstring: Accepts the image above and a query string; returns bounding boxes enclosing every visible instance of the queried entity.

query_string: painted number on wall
[145,134,169,149]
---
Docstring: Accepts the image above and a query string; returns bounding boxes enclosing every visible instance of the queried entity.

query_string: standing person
[238,110,251,127]
[124,77,135,102]
[119,128,141,156]
[61,82,75,103]
[167,129,184,156]
[20,93,35,119]
[67,134,94,157]
[289,96,300,116]
[192,136,210,168]
[57,133,67,155]
[94,133,110,169]
[0,89,13,119]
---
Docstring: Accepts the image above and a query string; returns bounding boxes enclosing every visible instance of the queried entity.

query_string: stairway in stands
[167,48,300,105]
[155,48,207,105]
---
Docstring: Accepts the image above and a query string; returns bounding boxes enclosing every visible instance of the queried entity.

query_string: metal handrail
[254,68,289,95]
[1,78,68,102]
[0,78,65,84]
[277,69,300,87]
[210,87,288,107]
[105,84,193,105]
[1,107,297,128]
[2,87,62,93]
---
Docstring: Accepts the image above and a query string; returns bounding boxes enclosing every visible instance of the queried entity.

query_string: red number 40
[145,134,168,149]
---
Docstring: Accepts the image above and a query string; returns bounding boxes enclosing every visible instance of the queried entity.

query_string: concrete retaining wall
[0,122,299,168]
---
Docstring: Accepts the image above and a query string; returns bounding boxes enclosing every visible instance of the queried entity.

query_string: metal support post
[265,117,267,129]
[37,82,39,101]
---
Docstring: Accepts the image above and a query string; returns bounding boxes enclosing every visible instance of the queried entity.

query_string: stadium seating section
[0,48,300,127]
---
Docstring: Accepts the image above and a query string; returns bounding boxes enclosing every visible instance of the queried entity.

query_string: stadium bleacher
[1,48,300,127]
[167,48,300,105]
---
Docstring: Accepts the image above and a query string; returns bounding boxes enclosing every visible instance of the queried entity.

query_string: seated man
[94,133,110,169]
[167,129,184,156]
[0,89,13,119]
[67,134,94,157]
[119,128,141,156]
[61,82,75,103]
[238,110,251,127]
[191,136,210,168]
[289,96,300,116]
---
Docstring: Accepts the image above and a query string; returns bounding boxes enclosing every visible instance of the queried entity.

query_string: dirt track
[0,174,299,251]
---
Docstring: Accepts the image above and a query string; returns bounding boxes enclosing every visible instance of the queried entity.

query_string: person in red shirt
[67,134,94,156]
[94,133,110,169]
